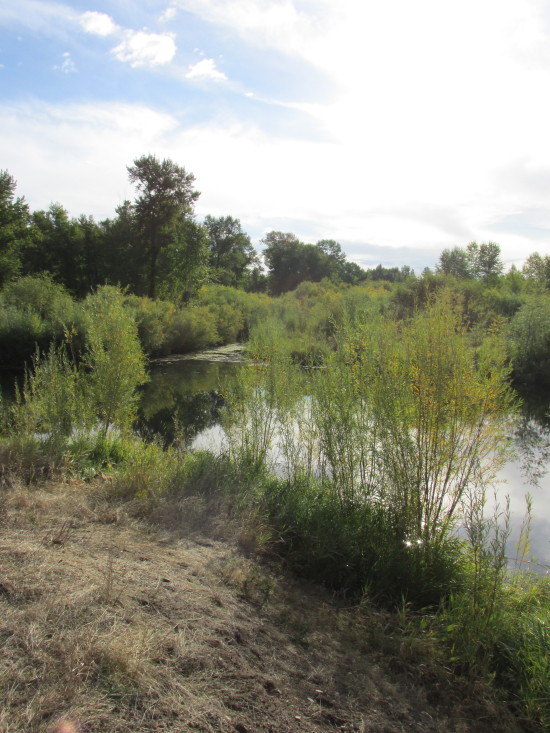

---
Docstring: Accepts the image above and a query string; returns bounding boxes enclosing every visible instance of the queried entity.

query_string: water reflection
[137,358,240,445]
[139,356,550,567]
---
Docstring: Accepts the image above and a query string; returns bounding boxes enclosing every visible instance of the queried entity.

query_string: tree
[436,242,503,283]
[100,201,144,292]
[466,241,503,283]
[437,246,471,278]
[262,231,306,295]
[128,155,200,298]
[365,264,404,282]
[0,170,31,286]
[262,232,354,294]
[203,215,257,287]
[26,204,87,294]
[156,219,209,302]
[340,260,368,285]
[82,286,147,435]
[523,252,550,290]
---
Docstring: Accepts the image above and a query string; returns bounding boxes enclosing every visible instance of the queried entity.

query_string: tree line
[8,154,543,302]
[1,155,418,300]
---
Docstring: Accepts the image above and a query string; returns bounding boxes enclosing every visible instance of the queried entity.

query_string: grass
[1,285,547,731]
[0,477,528,733]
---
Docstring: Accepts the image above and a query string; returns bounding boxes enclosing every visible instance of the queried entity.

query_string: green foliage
[1,273,75,322]
[246,279,390,365]
[82,287,148,435]
[11,286,147,445]
[437,241,503,284]
[124,295,176,356]
[113,438,177,498]
[0,170,30,287]
[13,345,88,440]
[0,275,78,367]
[128,154,200,299]
[508,295,550,389]
[196,284,271,339]
[443,565,550,727]
[523,252,550,290]
[225,292,517,605]
[261,231,360,295]
[204,215,258,288]
[156,219,210,302]
[167,305,219,353]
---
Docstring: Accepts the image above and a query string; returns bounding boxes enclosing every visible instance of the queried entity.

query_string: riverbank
[0,478,530,733]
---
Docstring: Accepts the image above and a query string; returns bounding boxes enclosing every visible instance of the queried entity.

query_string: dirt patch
[0,481,527,732]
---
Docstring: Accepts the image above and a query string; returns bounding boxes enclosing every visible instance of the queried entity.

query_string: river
[138,346,550,570]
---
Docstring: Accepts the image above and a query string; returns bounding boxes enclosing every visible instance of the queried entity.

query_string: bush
[167,305,219,353]
[508,295,550,389]
[82,287,148,435]
[0,275,78,368]
[124,295,176,356]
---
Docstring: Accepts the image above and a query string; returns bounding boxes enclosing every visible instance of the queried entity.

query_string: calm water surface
[140,352,550,569]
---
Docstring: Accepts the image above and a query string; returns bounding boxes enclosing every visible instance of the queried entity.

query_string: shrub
[508,295,550,389]
[0,275,78,367]
[124,295,176,356]
[167,305,219,353]
[82,287,148,435]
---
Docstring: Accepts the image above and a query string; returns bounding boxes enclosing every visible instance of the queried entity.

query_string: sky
[2,0,550,272]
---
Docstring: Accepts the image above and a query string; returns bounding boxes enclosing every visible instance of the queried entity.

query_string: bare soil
[0,479,529,733]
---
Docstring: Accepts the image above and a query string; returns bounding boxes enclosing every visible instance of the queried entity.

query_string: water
[3,345,548,568]
[137,351,243,445]
[140,349,550,569]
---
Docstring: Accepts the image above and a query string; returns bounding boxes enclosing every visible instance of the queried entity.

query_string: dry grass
[0,479,529,733]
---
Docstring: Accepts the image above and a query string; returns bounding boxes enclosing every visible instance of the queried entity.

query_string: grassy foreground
[0,475,529,733]
[1,286,548,731]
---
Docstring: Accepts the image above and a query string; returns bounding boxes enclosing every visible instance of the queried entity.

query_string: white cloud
[174,0,321,56]
[54,51,77,73]
[2,96,550,267]
[0,101,178,218]
[0,0,77,30]
[185,58,227,81]
[159,5,178,23]
[4,1,550,268]
[80,10,118,37]
[111,30,176,68]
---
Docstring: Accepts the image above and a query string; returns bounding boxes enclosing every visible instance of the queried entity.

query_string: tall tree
[128,155,200,298]
[0,170,31,286]
[157,219,210,302]
[262,232,354,294]
[523,252,550,290]
[466,241,503,283]
[437,246,471,278]
[262,231,305,294]
[203,215,257,287]
[26,204,87,294]
[436,242,503,283]
[100,201,144,292]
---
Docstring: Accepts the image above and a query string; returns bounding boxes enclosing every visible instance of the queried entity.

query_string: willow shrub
[13,287,148,445]
[81,287,148,436]
[226,290,518,604]
[508,294,550,390]
[124,295,176,356]
[0,275,78,368]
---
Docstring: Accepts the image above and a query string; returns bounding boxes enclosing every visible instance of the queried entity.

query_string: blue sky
[2,0,550,271]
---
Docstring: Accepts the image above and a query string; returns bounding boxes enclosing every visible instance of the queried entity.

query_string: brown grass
[0,478,529,733]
